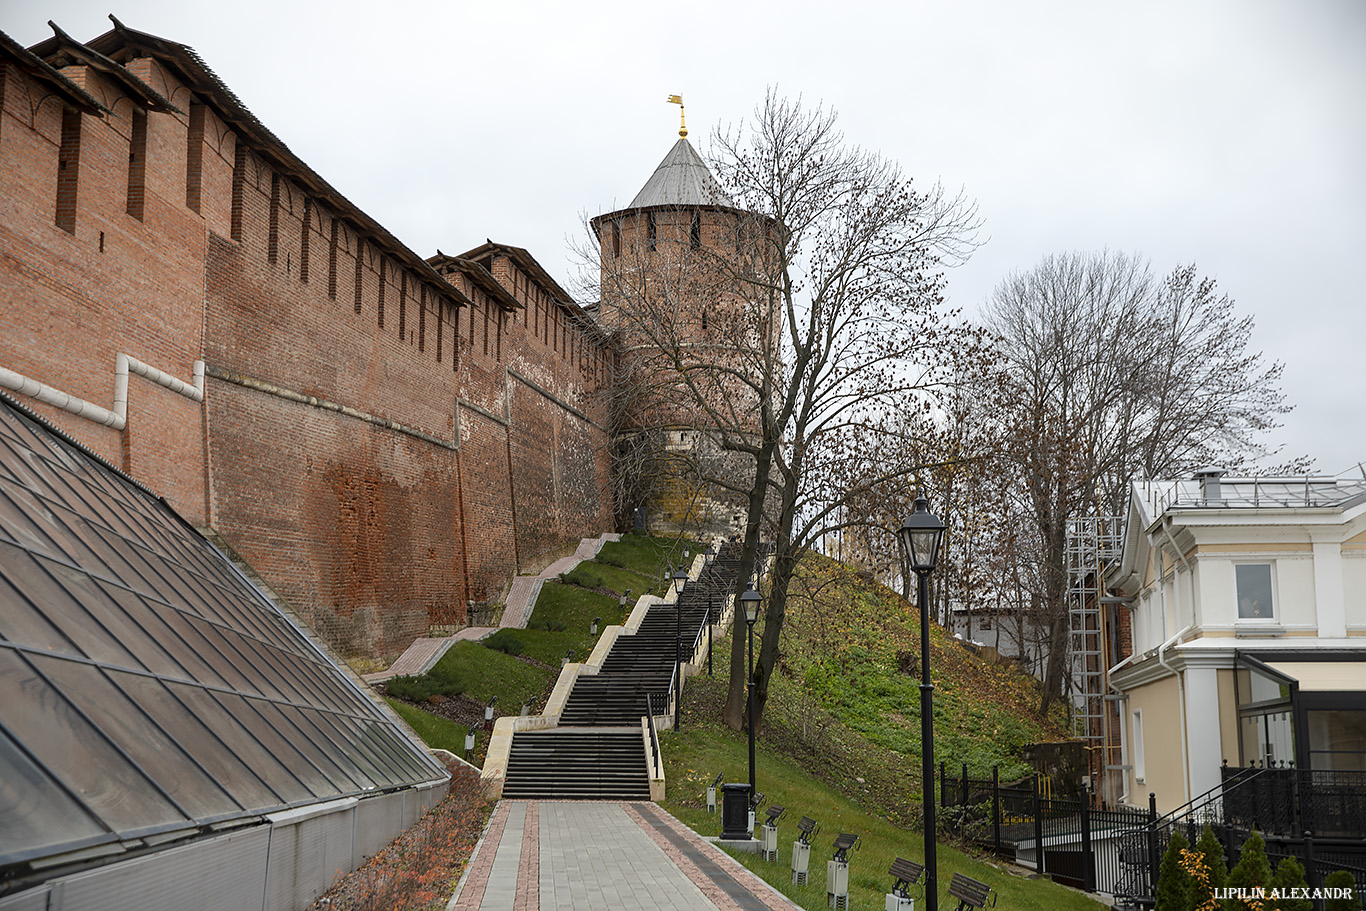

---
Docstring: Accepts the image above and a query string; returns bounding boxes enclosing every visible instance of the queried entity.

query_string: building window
[1132,709,1145,782]
[612,221,621,258]
[646,211,656,251]
[1307,709,1366,771]
[690,211,701,249]
[1236,563,1274,620]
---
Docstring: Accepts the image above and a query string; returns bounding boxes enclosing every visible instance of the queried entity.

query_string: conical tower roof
[627,137,733,209]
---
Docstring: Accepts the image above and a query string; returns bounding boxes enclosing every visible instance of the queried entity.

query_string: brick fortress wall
[0,27,614,658]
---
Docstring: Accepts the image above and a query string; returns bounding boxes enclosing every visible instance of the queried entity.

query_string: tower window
[612,221,621,258]
[646,212,656,251]
[691,211,701,249]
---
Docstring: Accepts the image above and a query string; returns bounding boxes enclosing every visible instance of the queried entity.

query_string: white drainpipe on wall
[0,355,205,430]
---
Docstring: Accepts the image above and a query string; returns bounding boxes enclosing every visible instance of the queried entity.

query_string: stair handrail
[644,694,664,779]
[1151,764,1266,831]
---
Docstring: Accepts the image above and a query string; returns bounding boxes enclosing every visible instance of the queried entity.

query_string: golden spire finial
[667,94,687,137]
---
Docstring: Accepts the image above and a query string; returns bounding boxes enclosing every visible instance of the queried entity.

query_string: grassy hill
[658,554,1087,911]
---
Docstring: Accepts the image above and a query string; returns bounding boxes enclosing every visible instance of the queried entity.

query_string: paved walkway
[368,533,621,682]
[448,801,801,911]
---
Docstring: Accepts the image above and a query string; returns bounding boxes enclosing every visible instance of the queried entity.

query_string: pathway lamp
[464,728,475,761]
[740,585,762,800]
[620,589,631,610]
[672,567,689,730]
[591,616,600,635]
[897,494,946,911]
[484,696,496,730]
[702,545,716,676]
[562,649,574,668]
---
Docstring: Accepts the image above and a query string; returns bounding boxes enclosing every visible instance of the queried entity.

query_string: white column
[1183,664,1223,800]
[1311,538,1347,638]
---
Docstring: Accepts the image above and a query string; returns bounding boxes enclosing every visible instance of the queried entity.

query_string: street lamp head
[672,567,688,596]
[897,494,945,574]
[740,587,762,625]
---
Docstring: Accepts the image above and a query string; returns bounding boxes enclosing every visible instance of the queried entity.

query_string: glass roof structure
[0,395,446,875]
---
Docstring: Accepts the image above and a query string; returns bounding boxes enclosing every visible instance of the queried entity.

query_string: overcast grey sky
[9,1,1364,474]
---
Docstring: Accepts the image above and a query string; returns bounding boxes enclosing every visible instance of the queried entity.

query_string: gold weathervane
[667,94,687,137]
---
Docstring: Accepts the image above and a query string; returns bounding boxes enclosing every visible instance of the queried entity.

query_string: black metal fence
[937,762,1366,909]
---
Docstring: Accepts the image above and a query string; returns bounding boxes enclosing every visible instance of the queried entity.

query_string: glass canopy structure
[0,395,446,878]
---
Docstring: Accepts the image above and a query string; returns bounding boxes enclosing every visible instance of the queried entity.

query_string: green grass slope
[661,686,1098,911]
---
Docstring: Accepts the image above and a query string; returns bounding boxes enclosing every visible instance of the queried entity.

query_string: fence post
[992,765,1001,857]
[1033,773,1045,876]
[961,763,969,828]
[1081,788,1094,893]
[1147,793,1159,903]
[1303,830,1319,910]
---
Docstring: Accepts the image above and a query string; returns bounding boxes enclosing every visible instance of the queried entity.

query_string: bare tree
[979,250,1298,712]
[583,91,982,731]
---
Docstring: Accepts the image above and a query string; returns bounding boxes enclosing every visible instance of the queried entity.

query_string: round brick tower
[592,125,775,536]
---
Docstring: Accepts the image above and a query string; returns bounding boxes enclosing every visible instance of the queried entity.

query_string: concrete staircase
[500,544,742,800]
[501,728,651,800]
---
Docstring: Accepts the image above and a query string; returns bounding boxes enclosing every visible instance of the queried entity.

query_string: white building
[1107,469,1366,813]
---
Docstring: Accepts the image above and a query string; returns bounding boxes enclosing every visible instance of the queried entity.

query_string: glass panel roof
[0,397,446,874]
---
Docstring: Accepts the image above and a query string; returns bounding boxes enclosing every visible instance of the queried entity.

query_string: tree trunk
[723,441,776,730]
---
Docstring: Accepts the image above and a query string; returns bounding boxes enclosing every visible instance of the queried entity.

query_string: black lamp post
[672,567,688,730]
[704,545,717,677]
[898,494,946,911]
[740,585,762,800]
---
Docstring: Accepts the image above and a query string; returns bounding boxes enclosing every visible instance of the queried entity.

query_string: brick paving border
[449,801,512,910]
[513,801,539,911]
[623,803,801,911]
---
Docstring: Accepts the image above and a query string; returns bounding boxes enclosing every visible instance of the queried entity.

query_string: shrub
[1225,832,1272,910]
[1155,832,1192,911]
[598,551,628,568]
[1325,870,1362,911]
[528,617,568,632]
[483,629,525,656]
[385,668,464,702]
[561,565,606,590]
[1268,855,1312,911]
[1190,823,1227,910]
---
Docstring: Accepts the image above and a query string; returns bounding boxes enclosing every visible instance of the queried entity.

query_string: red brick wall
[0,59,210,523]
[0,42,616,659]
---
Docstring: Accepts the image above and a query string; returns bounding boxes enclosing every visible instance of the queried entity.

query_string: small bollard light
[706,772,722,814]
[562,649,574,668]
[521,700,531,717]
[464,729,476,760]
[827,833,860,910]
[484,696,496,730]
[591,616,600,635]
[619,588,631,609]
[761,805,787,863]
[792,816,819,885]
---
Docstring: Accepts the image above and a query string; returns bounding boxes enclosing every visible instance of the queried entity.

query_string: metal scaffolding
[1066,515,1123,746]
